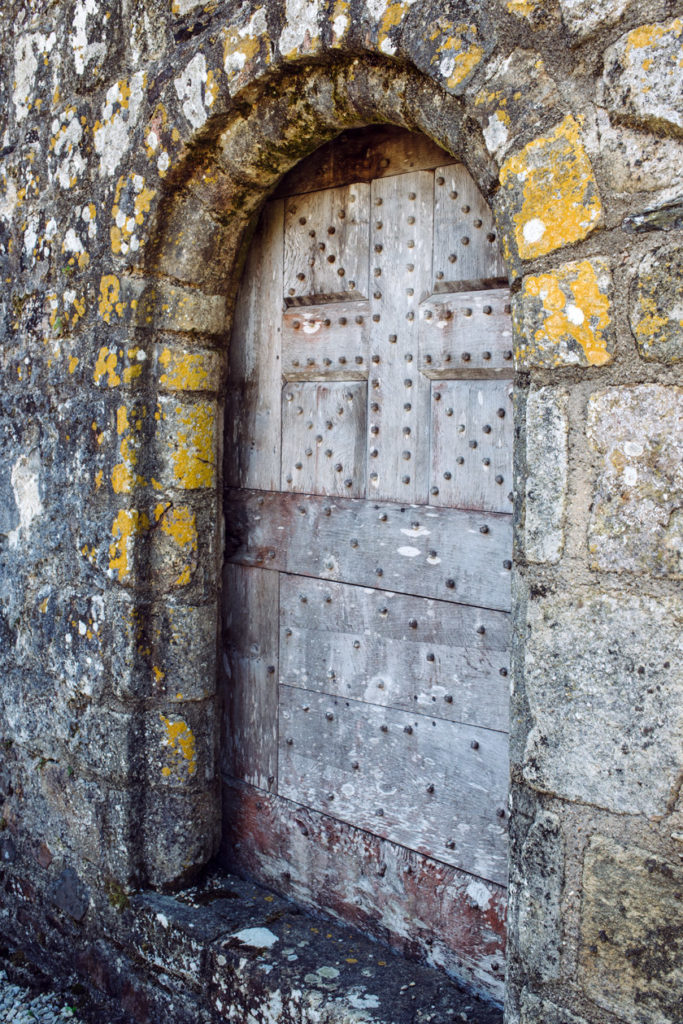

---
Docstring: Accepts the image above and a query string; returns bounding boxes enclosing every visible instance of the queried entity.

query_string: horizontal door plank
[225,489,513,612]
[273,125,451,198]
[282,301,369,380]
[280,575,510,732]
[418,288,514,377]
[278,687,509,884]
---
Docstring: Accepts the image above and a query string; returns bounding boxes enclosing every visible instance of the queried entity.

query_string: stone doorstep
[125,872,503,1024]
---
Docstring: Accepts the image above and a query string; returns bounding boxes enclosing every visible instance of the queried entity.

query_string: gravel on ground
[0,971,86,1024]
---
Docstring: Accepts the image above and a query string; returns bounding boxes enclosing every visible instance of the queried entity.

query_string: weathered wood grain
[224,489,513,612]
[221,777,507,1001]
[283,184,370,302]
[273,125,451,199]
[224,199,284,490]
[280,382,367,498]
[282,301,369,379]
[418,288,514,377]
[368,171,433,504]
[278,687,509,884]
[221,563,279,791]
[279,575,510,731]
[433,166,507,291]
[430,380,514,514]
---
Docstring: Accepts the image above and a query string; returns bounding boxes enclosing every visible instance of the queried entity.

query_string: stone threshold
[111,871,505,1023]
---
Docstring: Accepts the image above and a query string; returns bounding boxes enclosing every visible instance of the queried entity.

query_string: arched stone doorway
[219,125,512,1001]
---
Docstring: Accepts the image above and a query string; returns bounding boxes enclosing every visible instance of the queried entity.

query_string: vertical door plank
[368,171,434,504]
[279,575,510,732]
[278,686,509,884]
[283,184,370,302]
[225,200,284,491]
[433,165,506,290]
[222,563,279,791]
[280,381,367,497]
[430,381,514,513]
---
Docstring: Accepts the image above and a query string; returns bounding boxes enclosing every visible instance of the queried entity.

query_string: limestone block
[474,50,561,163]
[156,344,223,393]
[101,276,226,336]
[594,110,683,200]
[498,116,603,265]
[155,395,218,491]
[523,589,683,815]
[603,20,683,136]
[524,387,568,564]
[581,837,683,1024]
[514,811,564,982]
[147,700,215,789]
[406,2,494,95]
[587,386,683,575]
[513,258,613,367]
[629,245,683,363]
[560,0,636,42]
[520,990,590,1024]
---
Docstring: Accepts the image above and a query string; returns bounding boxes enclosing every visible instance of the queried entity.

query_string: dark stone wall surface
[0,0,681,1022]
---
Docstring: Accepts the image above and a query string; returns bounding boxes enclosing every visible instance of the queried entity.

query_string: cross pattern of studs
[419,288,514,375]
[430,381,514,513]
[281,382,366,497]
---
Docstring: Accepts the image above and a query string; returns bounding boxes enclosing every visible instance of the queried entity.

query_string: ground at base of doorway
[2,871,503,1024]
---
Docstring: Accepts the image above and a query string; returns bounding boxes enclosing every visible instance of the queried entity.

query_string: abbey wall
[0,1,681,1022]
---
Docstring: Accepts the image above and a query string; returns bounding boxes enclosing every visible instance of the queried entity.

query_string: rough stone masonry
[0,1,681,1022]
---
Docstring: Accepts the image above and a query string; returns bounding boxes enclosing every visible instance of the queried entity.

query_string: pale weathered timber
[433,166,507,291]
[222,563,279,791]
[368,171,434,504]
[221,777,507,1002]
[224,489,513,612]
[279,575,510,731]
[278,687,509,884]
[430,380,514,514]
[282,300,370,379]
[224,199,284,491]
[280,381,367,497]
[283,183,370,303]
[418,288,514,377]
[273,125,452,199]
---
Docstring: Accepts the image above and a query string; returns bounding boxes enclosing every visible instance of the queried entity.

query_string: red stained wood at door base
[221,777,506,1003]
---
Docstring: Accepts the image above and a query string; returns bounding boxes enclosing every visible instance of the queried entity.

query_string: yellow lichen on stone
[155,503,198,586]
[112,404,145,494]
[109,508,146,582]
[500,115,603,260]
[159,713,197,777]
[98,274,125,323]
[330,0,350,46]
[429,23,484,89]
[515,258,613,367]
[159,348,215,391]
[169,401,216,489]
[377,1,411,55]
[110,174,155,255]
[94,346,121,387]
[507,0,543,18]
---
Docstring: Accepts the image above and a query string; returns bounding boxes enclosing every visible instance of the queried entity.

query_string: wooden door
[222,127,512,988]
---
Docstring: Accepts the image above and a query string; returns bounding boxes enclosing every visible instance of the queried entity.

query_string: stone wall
[0,1,681,1022]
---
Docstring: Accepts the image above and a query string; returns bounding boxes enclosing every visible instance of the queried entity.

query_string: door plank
[418,288,514,377]
[430,380,514,513]
[221,777,507,1002]
[224,489,513,612]
[273,125,452,198]
[278,687,509,884]
[433,166,507,291]
[368,171,434,504]
[225,199,284,491]
[282,301,369,379]
[222,563,279,791]
[279,575,510,732]
[283,184,370,303]
[280,382,367,498]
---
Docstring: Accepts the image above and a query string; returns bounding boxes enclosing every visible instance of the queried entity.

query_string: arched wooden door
[222,127,512,994]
